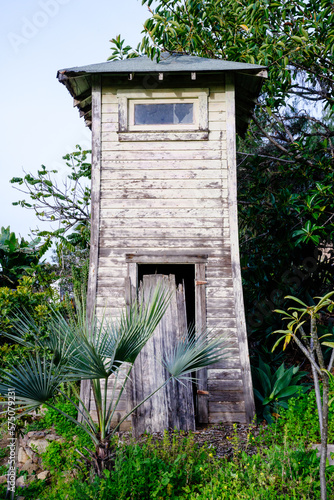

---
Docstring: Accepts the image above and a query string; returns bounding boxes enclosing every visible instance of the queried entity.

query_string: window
[117,89,208,141]
[134,102,194,126]
[128,98,198,131]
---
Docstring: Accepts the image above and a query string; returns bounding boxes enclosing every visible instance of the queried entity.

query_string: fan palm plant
[0,285,230,476]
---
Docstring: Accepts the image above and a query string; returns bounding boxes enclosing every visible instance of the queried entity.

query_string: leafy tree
[0,226,51,289]
[10,145,91,248]
[0,287,230,477]
[109,0,334,349]
[10,145,91,299]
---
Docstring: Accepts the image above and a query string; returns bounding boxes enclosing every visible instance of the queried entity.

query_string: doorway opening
[138,264,195,331]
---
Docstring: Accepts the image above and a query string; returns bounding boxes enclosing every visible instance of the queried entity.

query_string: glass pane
[174,103,193,124]
[134,103,193,125]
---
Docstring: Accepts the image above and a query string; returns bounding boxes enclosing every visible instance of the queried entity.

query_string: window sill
[118,130,209,142]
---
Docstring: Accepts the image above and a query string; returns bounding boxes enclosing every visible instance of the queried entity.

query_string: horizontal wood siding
[94,82,249,428]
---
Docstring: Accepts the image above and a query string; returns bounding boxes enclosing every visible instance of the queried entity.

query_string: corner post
[78,75,102,421]
[225,72,255,423]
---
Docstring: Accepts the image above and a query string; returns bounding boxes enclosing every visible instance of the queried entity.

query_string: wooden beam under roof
[73,88,92,106]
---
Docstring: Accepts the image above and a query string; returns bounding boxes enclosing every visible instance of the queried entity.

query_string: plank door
[131,274,195,436]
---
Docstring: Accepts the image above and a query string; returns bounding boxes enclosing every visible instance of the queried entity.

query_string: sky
[0,0,150,249]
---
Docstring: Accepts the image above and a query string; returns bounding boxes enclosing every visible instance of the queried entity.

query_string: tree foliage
[0,226,52,289]
[10,145,91,248]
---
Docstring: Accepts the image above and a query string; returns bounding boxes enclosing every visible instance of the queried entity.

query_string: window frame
[117,89,209,141]
[129,98,197,131]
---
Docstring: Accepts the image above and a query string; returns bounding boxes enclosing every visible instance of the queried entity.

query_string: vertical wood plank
[79,75,102,421]
[225,73,255,423]
[198,93,208,130]
[127,262,138,427]
[118,95,127,132]
[195,263,208,423]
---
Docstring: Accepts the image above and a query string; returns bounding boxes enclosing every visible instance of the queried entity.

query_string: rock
[45,434,58,441]
[37,470,50,480]
[21,459,39,474]
[27,431,46,439]
[17,497,26,500]
[18,447,30,464]
[19,435,29,447]
[0,475,7,484]
[28,439,49,454]
[16,476,27,488]
[30,452,40,464]
[24,446,39,462]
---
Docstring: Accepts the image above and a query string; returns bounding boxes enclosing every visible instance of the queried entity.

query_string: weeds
[1,386,334,499]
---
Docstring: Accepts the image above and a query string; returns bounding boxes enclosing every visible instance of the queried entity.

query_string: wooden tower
[57,53,267,431]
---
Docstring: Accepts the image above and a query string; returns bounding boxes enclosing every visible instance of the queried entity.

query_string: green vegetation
[252,359,309,423]
[1,385,334,499]
[0,226,52,289]
[0,288,230,477]
[10,145,91,247]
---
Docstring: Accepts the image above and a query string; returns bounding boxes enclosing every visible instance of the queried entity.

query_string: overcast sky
[0,0,149,248]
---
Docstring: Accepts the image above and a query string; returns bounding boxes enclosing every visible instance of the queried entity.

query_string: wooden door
[131,274,195,436]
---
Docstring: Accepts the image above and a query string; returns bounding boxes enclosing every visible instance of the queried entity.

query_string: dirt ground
[118,422,264,459]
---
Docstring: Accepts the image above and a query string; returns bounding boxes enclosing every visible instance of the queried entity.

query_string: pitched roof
[58,52,266,75]
[57,53,267,135]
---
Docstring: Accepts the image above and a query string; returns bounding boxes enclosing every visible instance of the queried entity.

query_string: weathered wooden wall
[89,75,255,429]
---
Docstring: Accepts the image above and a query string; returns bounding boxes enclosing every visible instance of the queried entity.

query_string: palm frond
[0,354,63,410]
[102,284,171,368]
[162,330,231,381]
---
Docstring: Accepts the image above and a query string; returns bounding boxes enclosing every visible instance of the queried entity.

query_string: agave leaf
[262,406,273,424]
[272,363,285,385]
[258,357,271,379]
[276,385,300,398]
[276,400,289,409]
[253,367,272,397]
[272,365,293,396]
[253,388,265,403]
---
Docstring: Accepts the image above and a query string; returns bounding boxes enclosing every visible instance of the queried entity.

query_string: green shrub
[269,377,334,444]
[252,358,309,422]
[0,277,67,372]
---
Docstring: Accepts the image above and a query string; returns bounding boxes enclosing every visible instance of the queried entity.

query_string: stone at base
[37,470,50,480]
[16,476,26,487]
[18,447,30,464]
[21,458,39,474]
